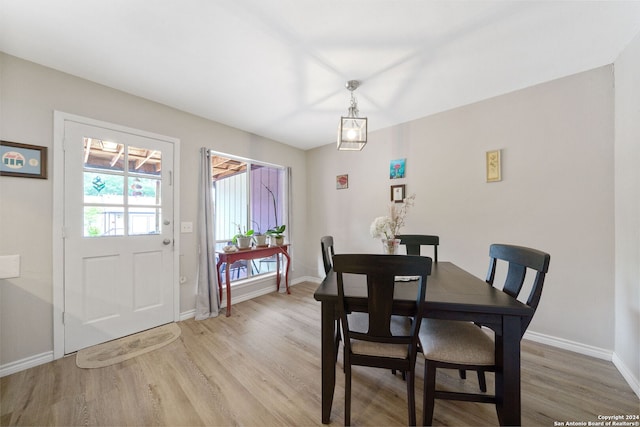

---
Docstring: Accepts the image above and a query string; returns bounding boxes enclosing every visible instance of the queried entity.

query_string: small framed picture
[336,174,348,189]
[486,149,501,182]
[390,184,406,203]
[1,141,48,179]
[390,158,406,179]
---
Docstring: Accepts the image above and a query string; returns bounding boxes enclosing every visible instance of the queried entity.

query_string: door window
[83,138,162,237]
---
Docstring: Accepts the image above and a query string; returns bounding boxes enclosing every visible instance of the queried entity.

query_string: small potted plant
[251,221,268,247]
[232,224,254,249]
[262,183,286,246]
[266,224,286,246]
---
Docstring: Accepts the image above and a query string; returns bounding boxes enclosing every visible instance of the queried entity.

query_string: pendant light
[337,80,367,151]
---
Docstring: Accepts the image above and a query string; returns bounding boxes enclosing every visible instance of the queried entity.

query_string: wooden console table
[216,244,291,316]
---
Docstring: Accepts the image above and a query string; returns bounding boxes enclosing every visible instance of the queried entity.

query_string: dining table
[313,261,534,426]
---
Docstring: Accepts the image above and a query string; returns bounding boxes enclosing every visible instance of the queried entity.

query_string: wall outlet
[180,222,193,233]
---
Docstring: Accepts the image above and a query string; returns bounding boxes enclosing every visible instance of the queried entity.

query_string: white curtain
[195,147,220,319]
[285,166,293,262]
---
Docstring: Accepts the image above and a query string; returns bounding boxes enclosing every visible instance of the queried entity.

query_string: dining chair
[396,234,439,263]
[320,235,341,354]
[419,244,550,426]
[333,254,432,426]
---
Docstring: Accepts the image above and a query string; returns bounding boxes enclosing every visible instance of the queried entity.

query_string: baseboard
[298,275,323,284]
[612,353,640,399]
[179,276,314,321]
[0,351,54,378]
[524,330,613,360]
[180,309,196,321]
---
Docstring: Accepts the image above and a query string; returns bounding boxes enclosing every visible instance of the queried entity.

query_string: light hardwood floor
[1,281,638,426]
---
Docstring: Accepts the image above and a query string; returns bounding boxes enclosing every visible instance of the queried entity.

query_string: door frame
[52,111,181,359]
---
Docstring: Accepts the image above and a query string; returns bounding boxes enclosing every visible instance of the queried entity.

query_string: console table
[216,244,291,316]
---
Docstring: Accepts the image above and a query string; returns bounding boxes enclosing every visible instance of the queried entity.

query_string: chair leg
[477,369,487,393]
[406,369,416,426]
[390,369,407,381]
[345,363,352,426]
[422,361,436,426]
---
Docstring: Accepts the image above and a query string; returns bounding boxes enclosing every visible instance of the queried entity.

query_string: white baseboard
[0,351,54,378]
[179,276,314,321]
[524,330,613,360]
[180,309,196,321]
[612,353,640,399]
[298,275,323,284]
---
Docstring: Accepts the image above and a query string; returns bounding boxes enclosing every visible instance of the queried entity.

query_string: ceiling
[2,1,640,151]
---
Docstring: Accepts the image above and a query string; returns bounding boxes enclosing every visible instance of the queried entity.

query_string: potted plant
[232,225,254,249]
[262,183,287,246]
[251,221,268,247]
[266,224,286,246]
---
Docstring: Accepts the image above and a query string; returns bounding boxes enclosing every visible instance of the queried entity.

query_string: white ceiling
[2,1,640,150]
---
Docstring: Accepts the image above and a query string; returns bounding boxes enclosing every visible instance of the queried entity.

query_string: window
[211,153,287,283]
[83,138,163,237]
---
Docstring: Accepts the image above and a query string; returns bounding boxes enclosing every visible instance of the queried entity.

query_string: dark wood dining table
[313,261,534,426]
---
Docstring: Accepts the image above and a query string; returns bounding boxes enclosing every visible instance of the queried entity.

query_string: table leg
[283,251,291,294]
[495,315,521,426]
[276,251,281,291]
[225,263,232,317]
[321,300,337,424]
[216,259,224,303]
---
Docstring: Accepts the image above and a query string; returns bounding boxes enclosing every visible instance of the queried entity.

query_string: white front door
[63,120,175,353]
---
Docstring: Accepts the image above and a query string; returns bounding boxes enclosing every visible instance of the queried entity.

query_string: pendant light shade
[337,80,367,151]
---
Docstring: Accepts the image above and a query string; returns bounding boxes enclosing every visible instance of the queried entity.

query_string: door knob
[163,239,171,245]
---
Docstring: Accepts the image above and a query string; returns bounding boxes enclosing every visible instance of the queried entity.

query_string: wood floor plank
[1,281,637,426]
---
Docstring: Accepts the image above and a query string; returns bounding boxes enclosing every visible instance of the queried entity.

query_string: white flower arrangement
[369,194,416,240]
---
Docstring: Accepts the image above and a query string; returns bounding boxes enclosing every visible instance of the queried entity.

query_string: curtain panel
[195,147,220,319]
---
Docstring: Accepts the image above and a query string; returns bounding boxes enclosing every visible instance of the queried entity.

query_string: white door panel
[63,121,174,353]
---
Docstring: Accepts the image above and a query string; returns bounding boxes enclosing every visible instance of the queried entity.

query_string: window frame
[210,150,288,284]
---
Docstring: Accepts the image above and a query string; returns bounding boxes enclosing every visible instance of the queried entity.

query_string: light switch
[180,222,193,233]
[0,255,20,279]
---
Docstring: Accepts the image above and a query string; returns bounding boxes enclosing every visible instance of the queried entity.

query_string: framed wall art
[0,141,48,179]
[336,174,348,189]
[390,184,406,202]
[486,149,501,182]
[389,158,406,179]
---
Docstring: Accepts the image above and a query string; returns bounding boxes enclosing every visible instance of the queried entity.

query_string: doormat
[76,323,181,369]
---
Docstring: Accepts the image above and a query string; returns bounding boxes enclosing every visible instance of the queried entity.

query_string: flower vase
[382,238,401,255]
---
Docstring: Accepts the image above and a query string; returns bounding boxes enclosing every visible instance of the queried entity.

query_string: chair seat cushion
[419,319,494,365]
[348,313,411,359]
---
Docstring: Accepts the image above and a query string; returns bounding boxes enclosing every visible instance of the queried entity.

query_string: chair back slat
[503,263,527,299]
[365,273,397,337]
[396,234,439,262]
[320,235,335,275]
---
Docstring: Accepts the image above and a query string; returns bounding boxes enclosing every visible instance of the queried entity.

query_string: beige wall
[1,47,636,395]
[306,66,616,351]
[614,32,640,393]
[0,53,308,366]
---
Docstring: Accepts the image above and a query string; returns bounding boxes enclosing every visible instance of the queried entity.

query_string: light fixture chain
[349,92,359,117]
